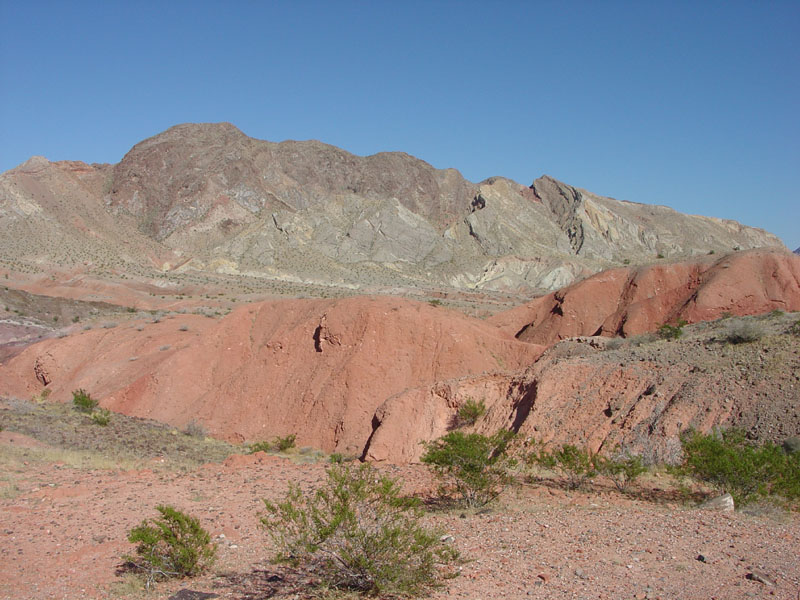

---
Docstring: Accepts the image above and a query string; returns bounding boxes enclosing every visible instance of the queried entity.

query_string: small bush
[657,319,687,341]
[72,389,98,413]
[184,420,206,438]
[90,408,112,426]
[421,430,516,507]
[261,463,459,596]
[788,319,800,336]
[125,505,216,588]
[595,452,647,492]
[529,444,598,490]
[679,429,800,506]
[274,433,296,451]
[724,320,763,344]
[454,398,486,428]
[248,433,297,454]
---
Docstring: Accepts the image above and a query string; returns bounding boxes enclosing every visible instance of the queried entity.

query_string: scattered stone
[746,571,775,586]
[696,554,707,563]
[168,590,219,600]
[440,534,455,543]
[782,436,800,454]
[698,493,734,512]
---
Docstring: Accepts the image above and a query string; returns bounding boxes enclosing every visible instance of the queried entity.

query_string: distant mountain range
[0,123,786,293]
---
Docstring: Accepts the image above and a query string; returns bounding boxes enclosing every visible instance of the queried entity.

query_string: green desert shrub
[125,505,216,588]
[595,451,647,492]
[528,444,598,490]
[261,463,459,596]
[657,319,687,341]
[421,430,516,507]
[454,398,486,428]
[90,408,112,426]
[248,433,297,454]
[679,429,800,506]
[72,388,98,413]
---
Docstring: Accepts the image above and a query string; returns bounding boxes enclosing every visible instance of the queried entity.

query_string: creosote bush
[125,505,216,588]
[657,319,687,340]
[72,388,98,413]
[679,429,800,507]
[421,430,516,507]
[454,397,486,428]
[528,444,598,490]
[249,433,297,454]
[595,451,647,492]
[261,463,459,596]
[90,408,112,426]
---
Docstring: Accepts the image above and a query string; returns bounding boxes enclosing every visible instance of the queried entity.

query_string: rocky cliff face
[0,123,785,293]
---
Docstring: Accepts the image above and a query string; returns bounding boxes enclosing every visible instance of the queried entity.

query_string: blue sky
[1,1,798,248]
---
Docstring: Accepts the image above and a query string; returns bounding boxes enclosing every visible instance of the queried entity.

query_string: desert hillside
[2,250,798,463]
[0,123,785,295]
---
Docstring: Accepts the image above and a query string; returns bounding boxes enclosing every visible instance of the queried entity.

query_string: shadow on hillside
[211,565,321,599]
[526,474,709,506]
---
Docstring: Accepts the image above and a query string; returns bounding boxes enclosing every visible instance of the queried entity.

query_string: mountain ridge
[0,122,785,294]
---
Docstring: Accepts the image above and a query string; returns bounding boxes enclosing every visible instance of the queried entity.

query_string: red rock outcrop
[0,296,543,456]
[490,249,800,345]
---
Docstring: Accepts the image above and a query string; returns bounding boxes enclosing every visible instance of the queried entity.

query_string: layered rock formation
[0,123,785,293]
[490,249,800,346]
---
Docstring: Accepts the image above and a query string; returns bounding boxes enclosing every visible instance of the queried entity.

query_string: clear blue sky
[1,1,798,249]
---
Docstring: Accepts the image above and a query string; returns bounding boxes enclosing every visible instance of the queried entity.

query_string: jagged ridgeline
[0,123,784,292]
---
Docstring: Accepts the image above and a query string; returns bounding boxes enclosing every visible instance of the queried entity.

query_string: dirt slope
[367,312,800,462]
[0,296,542,456]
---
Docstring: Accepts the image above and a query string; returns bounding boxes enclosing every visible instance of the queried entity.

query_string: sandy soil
[1,448,798,600]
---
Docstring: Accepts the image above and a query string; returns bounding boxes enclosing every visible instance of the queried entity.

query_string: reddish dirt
[0,296,543,456]
[490,249,800,345]
[1,452,799,600]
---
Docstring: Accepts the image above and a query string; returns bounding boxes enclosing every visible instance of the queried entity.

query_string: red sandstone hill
[490,248,800,346]
[0,296,542,456]
[1,250,798,463]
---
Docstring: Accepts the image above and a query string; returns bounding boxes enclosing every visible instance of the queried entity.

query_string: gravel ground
[1,440,798,600]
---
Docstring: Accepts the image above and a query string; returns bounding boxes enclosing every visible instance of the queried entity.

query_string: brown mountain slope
[1,123,785,294]
[489,248,800,346]
[0,296,543,456]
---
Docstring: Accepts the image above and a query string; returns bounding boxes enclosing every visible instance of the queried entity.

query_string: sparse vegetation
[788,319,800,336]
[723,319,764,344]
[453,397,486,428]
[528,444,598,490]
[261,463,459,596]
[595,451,647,492]
[184,420,207,438]
[248,433,297,454]
[72,388,98,413]
[421,430,516,507]
[90,408,112,426]
[657,319,687,340]
[124,505,216,588]
[679,429,800,507]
